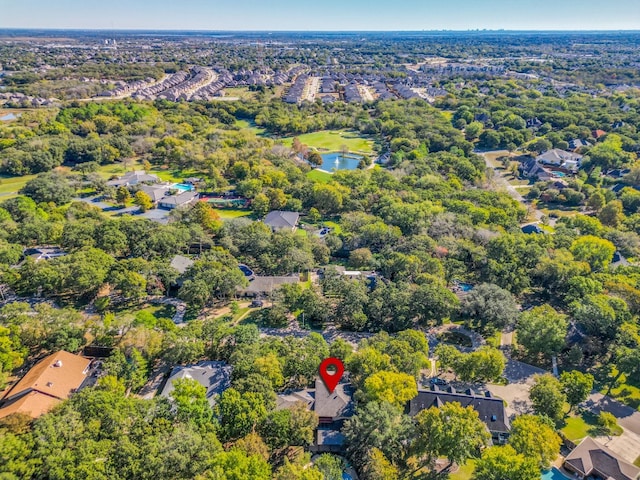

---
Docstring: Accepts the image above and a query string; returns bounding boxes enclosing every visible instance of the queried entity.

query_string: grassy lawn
[214,208,253,220]
[219,307,251,324]
[0,173,37,198]
[222,87,256,101]
[561,411,599,442]
[280,130,373,154]
[307,169,333,183]
[507,178,532,186]
[235,119,267,136]
[485,331,502,348]
[96,160,199,184]
[295,228,308,238]
[323,220,342,234]
[604,378,640,410]
[448,460,475,480]
[113,303,176,321]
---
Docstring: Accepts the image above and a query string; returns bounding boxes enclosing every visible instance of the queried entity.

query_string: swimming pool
[0,112,19,121]
[459,282,474,292]
[172,183,194,191]
[541,467,572,480]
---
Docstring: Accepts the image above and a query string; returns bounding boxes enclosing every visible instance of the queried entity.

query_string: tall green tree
[473,445,539,480]
[560,370,594,412]
[413,402,490,470]
[529,374,567,422]
[509,415,562,469]
[342,401,413,470]
[517,305,568,360]
[170,377,214,427]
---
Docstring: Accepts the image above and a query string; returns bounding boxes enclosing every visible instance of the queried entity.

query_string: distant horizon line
[1,27,640,34]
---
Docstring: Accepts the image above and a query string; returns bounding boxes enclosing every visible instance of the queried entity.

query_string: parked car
[250,300,264,308]
[430,377,447,386]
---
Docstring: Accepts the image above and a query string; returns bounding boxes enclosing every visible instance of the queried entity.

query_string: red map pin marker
[319,357,344,394]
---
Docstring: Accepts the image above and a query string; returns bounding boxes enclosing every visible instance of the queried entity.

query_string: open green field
[448,460,475,480]
[235,119,267,136]
[213,208,253,220]
[0,173,37,198]
[222,87,256,101]
[95,160,196,184]
[306,169,333,183]
[280,130,373,154]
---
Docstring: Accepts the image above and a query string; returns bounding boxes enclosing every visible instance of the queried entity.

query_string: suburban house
[0,351,91,419]
[263,210,300,232]
[23,246,67,262]
[158,191,199,210]
[521,223,543,234]
[564,437,640,480]
[237,275,300,298]
[277,378,355,453]
[611,250,631,269]
[160,361,232,408]
[139,184,170,204]
[406,386,510,444]
[568,138,590,150]
[521,157,554,181]
[536,149,583,172]
[138,185,200,210]
[170,254,195,275]
[107,170,159,188]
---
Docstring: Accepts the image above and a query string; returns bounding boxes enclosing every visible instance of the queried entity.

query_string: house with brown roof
[0,351,91,419]
[564,437,640,480]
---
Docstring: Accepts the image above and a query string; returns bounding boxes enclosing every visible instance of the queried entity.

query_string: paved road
[139,362,171,399]
[488,359,547,417]
[582,393,640,436]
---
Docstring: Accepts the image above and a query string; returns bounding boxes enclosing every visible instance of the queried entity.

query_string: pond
[318,152,366,171]
[0,112,19,121]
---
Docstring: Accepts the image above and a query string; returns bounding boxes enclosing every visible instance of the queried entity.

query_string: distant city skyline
[1,0,639,31]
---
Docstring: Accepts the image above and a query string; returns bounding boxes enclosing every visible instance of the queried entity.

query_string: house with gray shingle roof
[170,255,195,275]
[107,170,159,188]
[160,361,232,408]
[158,191,199,210]
[263,210,300,232]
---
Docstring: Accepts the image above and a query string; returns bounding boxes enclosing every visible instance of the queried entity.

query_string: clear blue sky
[1,0,639,31]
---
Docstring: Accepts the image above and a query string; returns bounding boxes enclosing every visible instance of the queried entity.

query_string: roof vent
[53,360,63,368]
[46,382,53,387]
